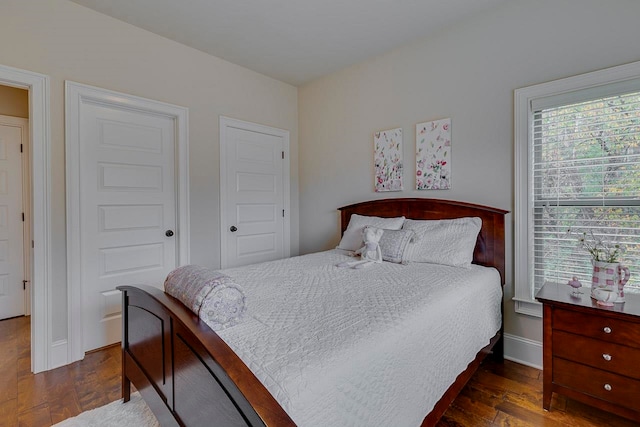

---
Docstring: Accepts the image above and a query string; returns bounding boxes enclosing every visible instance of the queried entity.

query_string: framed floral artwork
[374,127,403,192]
[416,118,451,190]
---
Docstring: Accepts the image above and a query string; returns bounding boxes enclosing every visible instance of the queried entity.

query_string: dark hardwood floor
[0,315,636,426]
[0,316,120,426]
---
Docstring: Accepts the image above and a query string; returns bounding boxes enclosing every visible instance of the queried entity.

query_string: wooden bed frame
[118,198,507,426]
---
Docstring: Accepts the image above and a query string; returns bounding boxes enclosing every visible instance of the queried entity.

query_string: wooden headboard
[339,198,508,284]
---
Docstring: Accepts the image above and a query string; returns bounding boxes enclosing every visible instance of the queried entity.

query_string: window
[515,62,640,316]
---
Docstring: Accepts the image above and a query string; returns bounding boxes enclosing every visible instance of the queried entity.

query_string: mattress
[218,250,502,427]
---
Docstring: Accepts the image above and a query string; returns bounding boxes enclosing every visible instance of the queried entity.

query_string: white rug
[53,392,159,427]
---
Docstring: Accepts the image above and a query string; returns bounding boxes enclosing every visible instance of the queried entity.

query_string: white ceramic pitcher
[591,260,630,303]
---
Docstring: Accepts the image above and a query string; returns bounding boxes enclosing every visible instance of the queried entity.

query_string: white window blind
[531,91,640,295]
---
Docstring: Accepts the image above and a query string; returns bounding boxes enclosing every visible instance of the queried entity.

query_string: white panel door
[221,119,289,268]
[80,102,177,352]
[0,121,25,320]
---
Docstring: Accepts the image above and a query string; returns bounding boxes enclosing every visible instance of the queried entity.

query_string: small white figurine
[567,276,582,297]
[337,226,384,269]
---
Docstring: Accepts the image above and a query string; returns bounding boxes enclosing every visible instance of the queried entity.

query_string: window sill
[513,298,543,318]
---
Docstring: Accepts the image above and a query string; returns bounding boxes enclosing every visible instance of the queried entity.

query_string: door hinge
[23,280,28,290]
[282,209,285,217]
[282,151,284,160]
[32,240,34,248]
[22,212,25,222]
[20,144,23,153]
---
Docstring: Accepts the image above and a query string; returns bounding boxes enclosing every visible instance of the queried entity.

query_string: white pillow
[378,229,415,264]
[338,214,405,251]
[402,217,482,267]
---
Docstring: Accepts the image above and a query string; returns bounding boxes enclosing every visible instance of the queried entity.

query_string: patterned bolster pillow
[164,265,246,331]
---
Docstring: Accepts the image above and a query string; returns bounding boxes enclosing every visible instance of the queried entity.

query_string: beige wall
[0,85,28,118]
[0,0,298,342]
[298,0,640,347]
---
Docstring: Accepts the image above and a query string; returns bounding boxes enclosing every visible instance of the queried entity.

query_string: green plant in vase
[577,231,621,263]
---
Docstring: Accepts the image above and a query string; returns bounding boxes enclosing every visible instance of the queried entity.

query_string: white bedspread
[218,250,502,427]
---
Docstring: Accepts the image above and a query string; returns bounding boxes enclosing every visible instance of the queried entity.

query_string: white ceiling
[71,0,507,86]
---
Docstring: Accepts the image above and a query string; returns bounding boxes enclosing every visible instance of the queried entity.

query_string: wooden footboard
[120,284,502,427]
[118,284,295,427]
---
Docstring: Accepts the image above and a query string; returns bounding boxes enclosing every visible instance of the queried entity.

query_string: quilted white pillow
[402,217,482,267]
[337,214,405,251]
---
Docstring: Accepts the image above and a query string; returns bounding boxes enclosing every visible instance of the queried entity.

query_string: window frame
[514,60,640,317]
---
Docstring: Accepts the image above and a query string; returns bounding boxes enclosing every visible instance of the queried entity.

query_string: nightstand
[536,282,640,422]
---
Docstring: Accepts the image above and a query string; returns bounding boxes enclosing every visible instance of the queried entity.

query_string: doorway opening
[0,86,30,322]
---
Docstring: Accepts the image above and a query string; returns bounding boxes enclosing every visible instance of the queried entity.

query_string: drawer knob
[602,353,612,361]
[603,326,612,334]
[604,383,612,391]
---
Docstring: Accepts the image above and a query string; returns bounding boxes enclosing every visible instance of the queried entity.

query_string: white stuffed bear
[337,226,384,269]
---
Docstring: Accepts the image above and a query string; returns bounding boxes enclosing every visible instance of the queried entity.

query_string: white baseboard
[503,333,543,370]
[50,339,68,370]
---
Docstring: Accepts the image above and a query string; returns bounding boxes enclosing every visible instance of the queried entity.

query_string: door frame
[65,81,190,363]
[0,64,51,373]
[219,116,290,268]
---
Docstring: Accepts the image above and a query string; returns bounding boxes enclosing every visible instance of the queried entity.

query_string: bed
[118,198,507,426]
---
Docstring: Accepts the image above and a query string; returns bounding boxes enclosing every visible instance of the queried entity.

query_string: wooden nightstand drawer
[553,308,640,348]
[553,330,640,380]
[554,358,640,412]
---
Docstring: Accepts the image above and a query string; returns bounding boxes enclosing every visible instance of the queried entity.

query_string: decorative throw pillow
[402,217,482,267]
[337,214,405,251]
[378,229,415,264]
